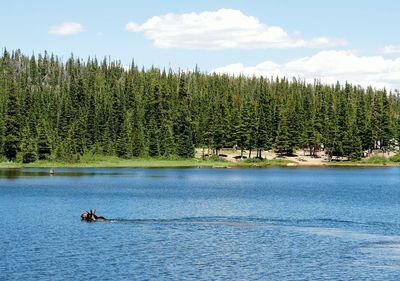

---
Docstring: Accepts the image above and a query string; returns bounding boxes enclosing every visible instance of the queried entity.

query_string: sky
[1,0,400,89]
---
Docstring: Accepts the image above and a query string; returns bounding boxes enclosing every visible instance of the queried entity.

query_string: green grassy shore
[0,154,399,169]
[0,156,292,169]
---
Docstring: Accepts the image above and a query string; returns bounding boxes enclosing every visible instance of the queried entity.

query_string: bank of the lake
[0,155,399,169]
[0,157,291,169]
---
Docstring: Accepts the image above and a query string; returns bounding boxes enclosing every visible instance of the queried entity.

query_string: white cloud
[380,44,400,54]
[125,22,141,32]
[49,22,84,35]
[211,50,400,90]
[125,9,346,49]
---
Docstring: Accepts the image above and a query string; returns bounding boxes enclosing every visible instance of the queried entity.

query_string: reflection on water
[0,168,128,179]
[0,168,186,180]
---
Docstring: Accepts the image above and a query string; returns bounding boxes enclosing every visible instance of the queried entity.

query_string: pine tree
[356,92,373,152]
[342,128,362,160]
[18,125,37,163]
[381,92,393,151]
[174,75,194,158]
[160,121,176,157]
[372,90,384,149]
[274,108,292,155]
[255,106,268,158]
[131,98,146,157]
[62,126,79,162]
[116,112,133,158]
[86,93,97,147]
[147,117,160,157]
[4,81,20,161]
[37,118,52,160]
[237,101,251,158]
[202,102,215,157]
[131,123,146,157]
[175,115,194,158]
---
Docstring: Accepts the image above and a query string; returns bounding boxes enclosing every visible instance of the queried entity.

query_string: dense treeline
[0,49,400,162]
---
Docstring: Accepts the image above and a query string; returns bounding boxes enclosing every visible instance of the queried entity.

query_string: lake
[1,167,400,280]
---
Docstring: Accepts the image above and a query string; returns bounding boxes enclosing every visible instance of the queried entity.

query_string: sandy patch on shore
[196,148,397,166]
[195,148,329,165]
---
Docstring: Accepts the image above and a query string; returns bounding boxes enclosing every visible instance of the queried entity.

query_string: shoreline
[0,158,399,169]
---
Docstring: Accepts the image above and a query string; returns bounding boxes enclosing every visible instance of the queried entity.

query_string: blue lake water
[1,167,400,280]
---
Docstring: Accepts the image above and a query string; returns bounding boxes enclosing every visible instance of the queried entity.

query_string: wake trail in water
[108,217,261,228]
[107,216,400,229]
[107,216,400,246]
[106,215,400,269]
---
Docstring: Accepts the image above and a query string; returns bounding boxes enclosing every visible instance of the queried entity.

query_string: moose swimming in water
[81,209,109,222]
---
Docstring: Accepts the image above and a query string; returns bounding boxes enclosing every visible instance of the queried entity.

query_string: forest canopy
[0,49,399,163]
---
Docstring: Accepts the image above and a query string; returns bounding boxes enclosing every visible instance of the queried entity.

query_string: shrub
[364,156,388,164]
[390,153,400,162]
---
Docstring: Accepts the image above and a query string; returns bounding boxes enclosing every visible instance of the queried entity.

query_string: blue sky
[1,0,400,89]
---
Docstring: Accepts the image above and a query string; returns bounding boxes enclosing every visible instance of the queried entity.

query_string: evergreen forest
[1,49,400,163]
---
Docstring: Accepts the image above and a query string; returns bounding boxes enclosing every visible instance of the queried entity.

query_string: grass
[390,153,400,163]
[322,155,400,167]
[0,154,294,169]
[361,156,389,164]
